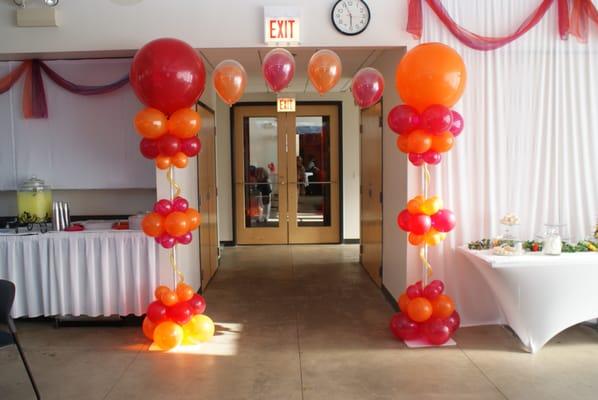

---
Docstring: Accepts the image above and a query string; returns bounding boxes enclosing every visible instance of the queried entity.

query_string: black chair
[0,279,41,399]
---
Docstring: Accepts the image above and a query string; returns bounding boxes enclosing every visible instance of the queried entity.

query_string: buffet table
[458,246,598,353]
[0,231,159,318]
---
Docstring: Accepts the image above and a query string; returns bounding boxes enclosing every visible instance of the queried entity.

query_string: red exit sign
[264,6,301,45]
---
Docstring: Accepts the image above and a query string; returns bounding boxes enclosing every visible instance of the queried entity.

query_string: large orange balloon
[164,211,190,237]
[167,108,201,139]
[185,208,201,230]
[153,321,184,350]
[213,60,247,106]
[431,294,455,319]
[308,49,342,94]
[134,108,168,139]
[407,130,432,154]
[396,43,467,112]
[142,212,164,237]
[430,131,455,153]
[407,297,433,322]
[142,316,156,341]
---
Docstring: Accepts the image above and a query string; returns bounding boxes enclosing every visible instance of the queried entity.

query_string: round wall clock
[331,0,371,36]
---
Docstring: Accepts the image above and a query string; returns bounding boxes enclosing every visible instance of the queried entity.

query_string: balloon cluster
[389,104,464,166]
[142,197,200,249]
[143,283,215,351]
[135,107,202,170]
[397,195,456,246]
[390,280,460,345]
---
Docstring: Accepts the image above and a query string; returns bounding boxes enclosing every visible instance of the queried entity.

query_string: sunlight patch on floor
[148,322,243,355]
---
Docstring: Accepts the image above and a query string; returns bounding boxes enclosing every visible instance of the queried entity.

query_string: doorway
[233,103,341,244]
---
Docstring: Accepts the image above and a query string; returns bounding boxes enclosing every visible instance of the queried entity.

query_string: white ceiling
[200,47,389,94]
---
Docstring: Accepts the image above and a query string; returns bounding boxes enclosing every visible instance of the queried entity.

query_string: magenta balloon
[421,104,453,134]
[406,284,422,299]
[157,134,181,157]
[130,38,206,115]
[423,285,441,300]
[159,234,176,249]
[177,232,193,245]
[445,311,461,333]
[139,138,159,159]
[262,48,295,92]
[388,104,421,135]
[450,110,464,136]
[423,317,452,345]
[181,137,201,157]
[431,209,456,233]
[153,199,173,216]
[397,210,412,231]
[429,279,445,294]
[408,152,425,166]
[173,196,189,212]
[422,150,442,165]
[389,312,420,341]
[408,214,432,235]
[351,67,385,109]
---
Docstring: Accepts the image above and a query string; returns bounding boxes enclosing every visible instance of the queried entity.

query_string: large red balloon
[147,301,168,324]
[389,312,420,341]
[130,38,206,115]
[262,48,295,92]
[422,317,452,345]
[187,293,207,314]
[351,67,384,109]
[167,302,193,325]
[388,105,421,135]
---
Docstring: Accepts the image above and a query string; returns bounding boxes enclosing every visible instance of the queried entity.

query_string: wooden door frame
[230,101,344,245]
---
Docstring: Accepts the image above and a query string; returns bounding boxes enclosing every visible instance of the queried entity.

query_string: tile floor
[1,245,598,399]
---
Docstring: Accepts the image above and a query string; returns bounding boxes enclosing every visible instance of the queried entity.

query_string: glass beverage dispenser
[17,177,53,225]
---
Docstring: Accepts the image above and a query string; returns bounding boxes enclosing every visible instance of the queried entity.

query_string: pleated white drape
[406,1,598,325]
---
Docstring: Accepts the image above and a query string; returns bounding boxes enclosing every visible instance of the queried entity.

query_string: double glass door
[234,104,340,244]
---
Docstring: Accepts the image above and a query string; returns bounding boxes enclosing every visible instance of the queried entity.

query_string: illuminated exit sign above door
[264,6,301,45]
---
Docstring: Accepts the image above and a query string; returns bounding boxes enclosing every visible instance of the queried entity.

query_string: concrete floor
[2,244,598,399]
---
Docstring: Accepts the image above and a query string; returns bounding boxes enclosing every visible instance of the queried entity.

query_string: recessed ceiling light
[44,0,59,6]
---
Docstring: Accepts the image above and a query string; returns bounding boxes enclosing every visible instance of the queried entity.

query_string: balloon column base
[404,337,456,349]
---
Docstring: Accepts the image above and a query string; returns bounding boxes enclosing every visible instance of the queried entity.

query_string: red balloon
[173,196,189,212]
[262,48,295,92]
[153,199,173,216]
[157,134,181,157]
[429,279,445,293]
[351,67,384,109]
[139,138,159,159]
[167,302,193,325]
[158,233,176,249]
[422,317,452,345]
[177,232,193,245]
[130,38,206,115]
[423,284,441,300]
[187,293,206,314]
[406,284,422,299]
[408,152,425,166]
[445,311,461,333]
[147,300,168,324]
[431,209,456,232]
[397,210,412,231]
[408,214,432,235]
[388,105,421,135]
[389,312,420,341]
[181,137,201,157]
[421,105,453,134]
[450,110,464,136]
[422,150,442,165]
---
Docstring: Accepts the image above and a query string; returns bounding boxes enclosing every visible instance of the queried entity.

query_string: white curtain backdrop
[406,0,598,325]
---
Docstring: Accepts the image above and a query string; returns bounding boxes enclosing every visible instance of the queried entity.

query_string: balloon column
[388,43,466,345]
[131,38,214,350]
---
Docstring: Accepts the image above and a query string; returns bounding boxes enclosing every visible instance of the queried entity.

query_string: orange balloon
[395,42,467,112]
[308,49,342,94]
[185,208,201,230]
[431,131,455,153]
[396,134,410,153]
[213,60,247,106]
[153,321,184,351]
[154,285,170,301]
[407,129,432,154]
[407,195,424,214]
[167,108,201,139]
[398,293,411,312]
[155,155,171,170]
[142,212,164,237]
[160,290,179,307]
[408,233,425,246]
[134,108,168,139]
[176,283,195,302]
[164,211,190,237]
[172,152,188,168]
[431,294,455,319]
[142,316,156,341]
[407,297,433,322]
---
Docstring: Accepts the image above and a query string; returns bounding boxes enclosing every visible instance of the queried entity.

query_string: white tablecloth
[0,231,159,318]
[458,246,598,353]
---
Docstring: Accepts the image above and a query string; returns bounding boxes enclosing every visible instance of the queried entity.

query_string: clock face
[331,0,371,36]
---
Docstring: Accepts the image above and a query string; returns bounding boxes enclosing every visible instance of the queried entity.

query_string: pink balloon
[421,104,453,134]
[423,285,441,300]
[262,48,295,92]
[389,312,420,341]
[408,214,432,235]
[406,284,422,299]
[177,232,193,245]
[450,110,464,136]
[429,279,445,293]
[397,210,412,231]
[153,199,173,216]
[423,150,442,165]
[408,152,425,166]
[158,233,176,249]
[388,105,421,135]
[181,137,201,157]
[173,196,189,212]
[351,67,384,109]
[445,311,461,333]
[423,317,452,345]
[431,209,456,233]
